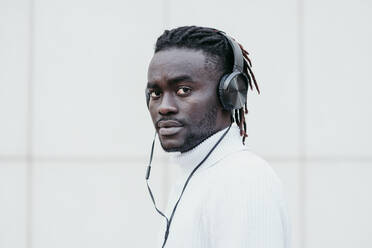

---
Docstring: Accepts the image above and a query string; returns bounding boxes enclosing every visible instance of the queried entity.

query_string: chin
[163,147,182,152]
[160,143,182,152]
[160,139,199,153]
[159,137,183,152]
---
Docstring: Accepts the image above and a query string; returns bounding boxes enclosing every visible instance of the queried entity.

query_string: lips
[157,120,183,136]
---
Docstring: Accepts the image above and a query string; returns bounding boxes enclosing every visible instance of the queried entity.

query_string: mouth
[157,120,184,136]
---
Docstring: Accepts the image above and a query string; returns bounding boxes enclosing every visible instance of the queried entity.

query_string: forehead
[147,48,213,82]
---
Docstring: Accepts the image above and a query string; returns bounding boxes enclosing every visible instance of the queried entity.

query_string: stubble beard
[162,105,218,153]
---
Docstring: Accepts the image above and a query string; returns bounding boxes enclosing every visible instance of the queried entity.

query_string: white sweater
[157,124,291,248]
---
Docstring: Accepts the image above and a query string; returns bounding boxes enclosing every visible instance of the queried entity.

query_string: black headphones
[145,31,250,112]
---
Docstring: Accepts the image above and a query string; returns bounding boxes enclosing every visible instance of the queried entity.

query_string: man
[145,26,290,248]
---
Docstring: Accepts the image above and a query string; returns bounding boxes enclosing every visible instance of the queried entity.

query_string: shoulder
[202,151,291,247]
[206,150,285,203]
[217,150,281,185]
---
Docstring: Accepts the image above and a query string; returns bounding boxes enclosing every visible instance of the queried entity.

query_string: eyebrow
[147,75,194,88]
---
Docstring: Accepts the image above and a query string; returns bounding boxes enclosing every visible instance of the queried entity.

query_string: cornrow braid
[155,26,260,144]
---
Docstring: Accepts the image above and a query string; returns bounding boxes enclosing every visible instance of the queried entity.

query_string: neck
[169,123,246,178]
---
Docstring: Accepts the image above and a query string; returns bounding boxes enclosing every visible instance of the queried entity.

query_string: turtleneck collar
[169,123,249,178]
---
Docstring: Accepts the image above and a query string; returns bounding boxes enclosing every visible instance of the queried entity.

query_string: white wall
[0,0,371,247]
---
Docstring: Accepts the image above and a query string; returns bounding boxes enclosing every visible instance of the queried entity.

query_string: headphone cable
[145,125,232,247]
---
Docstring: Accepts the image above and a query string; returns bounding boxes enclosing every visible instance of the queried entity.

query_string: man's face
[147,48,229,152]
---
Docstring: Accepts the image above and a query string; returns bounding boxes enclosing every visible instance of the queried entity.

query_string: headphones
[145,31,250,112]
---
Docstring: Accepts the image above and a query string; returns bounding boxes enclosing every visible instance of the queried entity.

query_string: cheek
[183,94,217,121]
[148,107,158,125]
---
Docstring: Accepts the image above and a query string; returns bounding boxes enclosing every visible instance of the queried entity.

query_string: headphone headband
[218,31,245,72]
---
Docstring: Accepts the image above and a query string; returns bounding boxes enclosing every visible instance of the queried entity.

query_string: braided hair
[154,26,260,144]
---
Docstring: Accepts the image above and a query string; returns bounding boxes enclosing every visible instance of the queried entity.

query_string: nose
[158,92,178,115]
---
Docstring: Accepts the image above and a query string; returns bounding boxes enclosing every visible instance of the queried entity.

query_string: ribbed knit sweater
[157,124,291,248]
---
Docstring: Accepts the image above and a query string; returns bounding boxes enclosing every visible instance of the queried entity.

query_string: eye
[176,87,191,96]
[149,90,161,99]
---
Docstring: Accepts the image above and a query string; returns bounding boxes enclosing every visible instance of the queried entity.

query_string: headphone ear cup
[218,74,230,110]
[218,72,249,111]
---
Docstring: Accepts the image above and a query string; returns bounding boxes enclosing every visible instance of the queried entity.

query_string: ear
[145,88,150,108]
